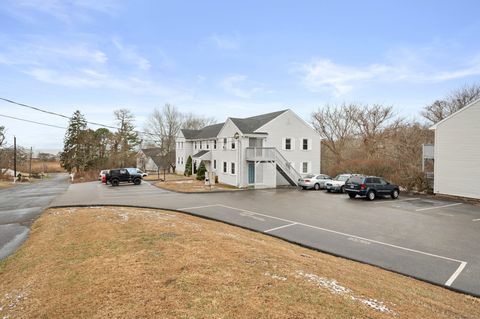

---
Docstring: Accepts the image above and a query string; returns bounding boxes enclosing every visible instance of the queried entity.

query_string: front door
[248,163,255,184]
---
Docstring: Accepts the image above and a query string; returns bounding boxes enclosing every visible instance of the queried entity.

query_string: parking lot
[51,182,480,296]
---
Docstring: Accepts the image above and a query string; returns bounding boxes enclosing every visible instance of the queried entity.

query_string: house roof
[192,150,210,158]
[140,147,163,157]
[230,110,288,134]
[180,123,225,140]
[179,109,289,140]
[430,98,480,130]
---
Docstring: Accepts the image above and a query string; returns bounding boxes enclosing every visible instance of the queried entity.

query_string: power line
[0,113,67,129]
[1,97,120,130]
[0,97,156,136]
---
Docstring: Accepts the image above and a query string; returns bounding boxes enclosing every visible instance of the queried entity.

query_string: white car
[325,174,359,193]
[298,174,332,190]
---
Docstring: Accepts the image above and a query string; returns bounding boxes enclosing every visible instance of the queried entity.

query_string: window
[223,138,227,149]
[181,157,184,165]
[231,140,236,149]
[302,162,308,174]
[178,157,180,164]
[223,162,227,173]
[302,139,308,150]
[214,140,217,149]
[206,141,209,149]
[231,162,235,175]
[214,160,216,169]
[200,141,202,149]
[285,138,291,150]
[194,141,197,149]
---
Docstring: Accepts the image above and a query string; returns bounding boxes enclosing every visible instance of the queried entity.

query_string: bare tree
[422,84,480,124]
[354,104,402,157]
[182,112,216,130]
[311,103,359,162]
[0,125,5,148]
[113,109,140,167]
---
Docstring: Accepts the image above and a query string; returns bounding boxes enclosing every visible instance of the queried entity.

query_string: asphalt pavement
[3,178,480,296]
[0,173,70,260]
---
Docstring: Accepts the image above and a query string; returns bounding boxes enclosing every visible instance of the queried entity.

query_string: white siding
[434,100,480,199]
[216,119,243,187]
[259,110,321,176]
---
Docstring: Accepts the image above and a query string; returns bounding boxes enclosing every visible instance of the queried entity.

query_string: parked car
[345,175,400,200]
[325,174,359,193]
[106,168,143,186]
[126,168,148,177]
[298,174,332,190]
[98,169,109,181]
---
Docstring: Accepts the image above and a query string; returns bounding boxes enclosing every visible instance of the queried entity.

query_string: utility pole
[13,136,16,182]
[29,146,33,177]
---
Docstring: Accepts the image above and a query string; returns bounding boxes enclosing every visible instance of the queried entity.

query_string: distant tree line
[312,83,480,191]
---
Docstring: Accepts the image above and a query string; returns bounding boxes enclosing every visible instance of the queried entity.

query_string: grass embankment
[0,181,14,189]
[0,207,478,318]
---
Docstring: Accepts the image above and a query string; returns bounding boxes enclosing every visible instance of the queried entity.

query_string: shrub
[184,156,192,176]
[196,161,206,181]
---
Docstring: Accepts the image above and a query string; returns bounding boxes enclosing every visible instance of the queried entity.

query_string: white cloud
[208,34,240,50]
[112,39,151,71]
[6,0,119,24]
[219,74,268,98]
[297,56,480,96]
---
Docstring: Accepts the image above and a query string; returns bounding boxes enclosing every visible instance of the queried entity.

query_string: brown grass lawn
[0,207,478,318]
[143,173,190,181]
[0,181,14,189]
[155,178,239,192]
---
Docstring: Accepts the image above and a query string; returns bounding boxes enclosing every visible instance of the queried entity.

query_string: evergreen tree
[184,156,192,176]
[60,110,87,172]
[196,161,206,181]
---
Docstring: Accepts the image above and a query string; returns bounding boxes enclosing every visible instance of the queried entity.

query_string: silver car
[298,174,332,190]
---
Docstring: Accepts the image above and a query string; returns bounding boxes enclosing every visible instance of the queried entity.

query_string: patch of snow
[264,272,287,281]
[296,271,395,315]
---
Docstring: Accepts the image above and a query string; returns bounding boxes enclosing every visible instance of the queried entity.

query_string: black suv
[345,176,399,201]
[106,168,143,186]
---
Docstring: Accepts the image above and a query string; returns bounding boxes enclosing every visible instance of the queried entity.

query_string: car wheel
[134,178,141,185]
[314,183,320,190]
[391,189,399,199]
[348,193,356,199]
[367,190,375,201]
[340,186,345,193]
[301,186,306,190]
[111,179,119,187]
[326,189,331,193]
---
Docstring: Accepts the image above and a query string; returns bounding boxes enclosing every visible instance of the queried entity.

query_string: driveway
[47,181,480,296]
[0,173,70,260]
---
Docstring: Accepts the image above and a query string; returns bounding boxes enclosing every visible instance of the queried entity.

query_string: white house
[136,148,171,173]
[176,109,321,188]
[430,98,480,199]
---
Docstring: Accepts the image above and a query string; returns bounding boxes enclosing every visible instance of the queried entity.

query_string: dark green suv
[345,176,400,201]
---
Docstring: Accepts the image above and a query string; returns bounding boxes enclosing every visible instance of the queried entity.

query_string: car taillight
[305,180,310,182]
[360,184,366,190]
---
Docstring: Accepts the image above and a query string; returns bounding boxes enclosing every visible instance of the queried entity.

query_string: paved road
[45,181,480,296]
[0,174,70,260]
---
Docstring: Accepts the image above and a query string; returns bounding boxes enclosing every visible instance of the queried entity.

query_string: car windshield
[348,176,363,184]
[334,175,350,181]
[126,168,137,174]
[304,174,315,179]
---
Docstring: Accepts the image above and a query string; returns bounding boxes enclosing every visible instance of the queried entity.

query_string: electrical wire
[0,97,156,137]
[0,113,67,129]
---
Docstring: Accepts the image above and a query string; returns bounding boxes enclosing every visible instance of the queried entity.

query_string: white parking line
[209,203,467,286]
[374,198,419,204]
[264,223,297,233]
[178,204,220,210]
[473,219,480,222]
[415,203,462,212]
[445,262,467,286]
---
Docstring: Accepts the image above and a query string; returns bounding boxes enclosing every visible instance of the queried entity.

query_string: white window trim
[230,162,236,175]
[301,137,311,151]
[223,161,227,173]
[283,137,295,151]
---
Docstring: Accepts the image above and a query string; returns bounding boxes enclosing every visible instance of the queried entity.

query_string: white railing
[245,147,302,185]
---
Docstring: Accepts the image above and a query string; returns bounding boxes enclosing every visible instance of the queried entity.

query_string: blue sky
[1,0,480,150]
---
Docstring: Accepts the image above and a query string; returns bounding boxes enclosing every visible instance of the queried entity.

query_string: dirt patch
[0,207,478,318]
[143,173,192,182]
[155,178,239,192]
[0,181,14,189]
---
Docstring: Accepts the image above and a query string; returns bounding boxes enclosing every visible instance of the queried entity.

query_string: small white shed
[431,98,480,199]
